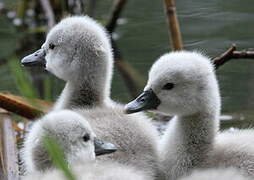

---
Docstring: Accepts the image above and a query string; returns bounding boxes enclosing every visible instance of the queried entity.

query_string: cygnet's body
[179,168,250,180]
[21,16,159,177]
[125,51,254,179]
[23,161,151,180]
[22,110,151,180]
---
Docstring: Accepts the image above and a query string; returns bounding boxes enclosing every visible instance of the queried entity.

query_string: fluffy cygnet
[22,110,151,180]
[21,16,160,178]
[22,110,116,173]
[125,51,254,179]
[179,168,250,180]
[21,16,113,109]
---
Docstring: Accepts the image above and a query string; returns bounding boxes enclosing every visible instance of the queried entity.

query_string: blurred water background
[1,0,254,121]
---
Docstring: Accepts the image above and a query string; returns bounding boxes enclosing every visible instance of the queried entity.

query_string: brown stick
[0,92,52,119]
[213,44,254,69]
[39,0,56,30]
[163,0,183,50]
[0,114,19,180]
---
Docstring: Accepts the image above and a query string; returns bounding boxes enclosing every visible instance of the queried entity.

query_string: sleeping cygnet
[125,51,254,179]
[22,110,151,180]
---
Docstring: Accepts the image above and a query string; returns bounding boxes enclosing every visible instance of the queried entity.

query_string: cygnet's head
[25,110,116,171]
[125,51,221,116]
[21,16,113,92]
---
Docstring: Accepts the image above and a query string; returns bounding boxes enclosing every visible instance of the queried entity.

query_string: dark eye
[49,43,55,50]
[162,83,175,90]
[83,133,90,142]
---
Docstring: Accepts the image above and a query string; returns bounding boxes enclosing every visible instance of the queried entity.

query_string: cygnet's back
[179,168,250,180]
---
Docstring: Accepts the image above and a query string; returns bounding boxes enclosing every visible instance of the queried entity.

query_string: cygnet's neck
[162,91,220,170]
[53,81,103,110]
[176,111,218,158]
[53,59,112,110]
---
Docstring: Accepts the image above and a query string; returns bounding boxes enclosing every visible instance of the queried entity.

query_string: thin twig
[39,0,56,30]
[213,44,254,69]
[112,40,143,97]
[0,113,19,180]
[106,0,144,97]
[106,0,127,34]
[163,0,183,50]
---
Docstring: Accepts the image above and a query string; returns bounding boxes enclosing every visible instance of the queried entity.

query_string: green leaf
[43,136,76,180]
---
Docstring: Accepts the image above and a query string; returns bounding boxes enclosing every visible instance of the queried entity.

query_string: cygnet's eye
[83,133,90,142]
[162,83,175,90]
[49,43,55,50]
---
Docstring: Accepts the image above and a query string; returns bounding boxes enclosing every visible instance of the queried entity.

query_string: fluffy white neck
[160,89,221,179]
[175,111,218,157]
[54,53,112,110]
[159,111,219,180]
[53,81,104,110]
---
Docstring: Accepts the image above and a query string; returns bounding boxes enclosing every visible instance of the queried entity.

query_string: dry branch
[163,0,183,50]
[0,113,19,180]
[0,92,52,119]
[213,44,254,69]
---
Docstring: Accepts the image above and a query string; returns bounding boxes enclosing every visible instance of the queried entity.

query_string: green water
[99,0,254,116]
[1,0,254,122]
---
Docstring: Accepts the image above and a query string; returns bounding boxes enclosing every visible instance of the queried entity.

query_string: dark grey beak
[124,89,161,114]
[94,137,117,156]
[21,49,46,67]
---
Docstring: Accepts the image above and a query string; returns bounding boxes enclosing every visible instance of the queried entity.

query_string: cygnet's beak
[94,137,117,156]
[21,49,46,67]
[124,89,161,114]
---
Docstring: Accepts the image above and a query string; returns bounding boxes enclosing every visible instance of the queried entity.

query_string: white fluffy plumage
[179,168,250,180]
[23,161,151,180]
